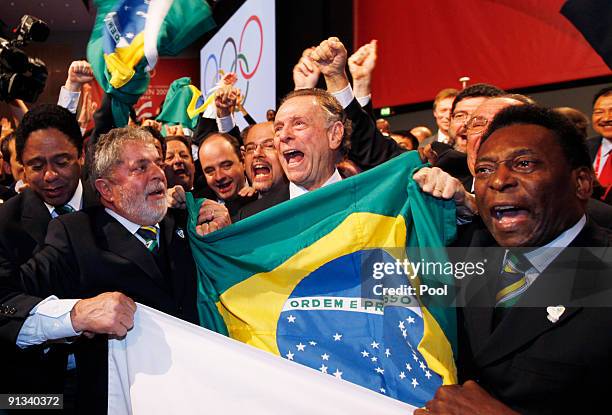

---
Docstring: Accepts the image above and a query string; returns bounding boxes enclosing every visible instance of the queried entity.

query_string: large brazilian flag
[87,0,215,126]
[186,152,458,407]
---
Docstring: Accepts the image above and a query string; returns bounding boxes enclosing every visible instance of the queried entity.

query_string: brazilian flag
[86,0,215,126]
[156,77,210,130]
[186,152,458,407]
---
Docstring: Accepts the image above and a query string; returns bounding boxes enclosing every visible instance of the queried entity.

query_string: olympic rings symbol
[203,15,264,104]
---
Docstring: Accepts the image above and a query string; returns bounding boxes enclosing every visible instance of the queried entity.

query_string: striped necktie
[54,204,75,216]
[137,226,159,254]
[495,251,530,308]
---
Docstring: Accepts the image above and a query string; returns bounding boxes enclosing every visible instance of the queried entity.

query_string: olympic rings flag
[200,0,276,128]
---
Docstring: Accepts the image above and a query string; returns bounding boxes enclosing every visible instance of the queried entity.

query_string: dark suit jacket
[235,182,290,221]
[1,206,198,413]
[344,98,406,171]
[0,184,15,202]
[0,185,99,395]
[458,220,612,414]
[586,135,603,162]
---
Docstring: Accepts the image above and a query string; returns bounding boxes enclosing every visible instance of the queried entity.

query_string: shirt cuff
[331,84,355,109]
[58,87,81,114]
[217,115,235,133]
[16,296,81,349]
[356,94,371,107]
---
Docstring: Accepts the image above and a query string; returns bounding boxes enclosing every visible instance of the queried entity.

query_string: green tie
[137,226,159,254]
[54,204,75,216]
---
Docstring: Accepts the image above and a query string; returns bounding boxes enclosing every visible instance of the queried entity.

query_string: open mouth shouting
[252,160,272,182]
[146,182,166,200]
[283,149,304,167]
[489,204,530,231]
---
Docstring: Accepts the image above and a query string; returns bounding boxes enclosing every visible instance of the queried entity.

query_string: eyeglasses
[474,156,542,179]
[244,139,275,154]
[466,116,489,134]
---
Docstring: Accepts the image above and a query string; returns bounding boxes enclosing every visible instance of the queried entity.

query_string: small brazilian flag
[186,152,458,407]
[156,77,209,130]
[86,0,215,126]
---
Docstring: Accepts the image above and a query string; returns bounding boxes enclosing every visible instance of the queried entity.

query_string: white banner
[199,0,276,129]
[107,304,416,414]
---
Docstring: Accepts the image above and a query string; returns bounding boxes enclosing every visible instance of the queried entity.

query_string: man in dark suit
[420,88,458,148]
[415,105,612,415]
[0,104,100,397]
[586,86,612,201]
[1,126,230,413]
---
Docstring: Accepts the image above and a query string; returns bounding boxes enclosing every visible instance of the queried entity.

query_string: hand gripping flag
[86,0,215,126]
[186,152,458,408]
[156,77,210,130]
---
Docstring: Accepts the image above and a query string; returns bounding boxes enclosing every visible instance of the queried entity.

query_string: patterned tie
[54,204,75,216]
[137,226,159,254]
[495,251,530,308]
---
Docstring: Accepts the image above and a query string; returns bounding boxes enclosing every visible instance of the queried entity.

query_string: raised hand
[293,47,320,90]
[65,60,95,92]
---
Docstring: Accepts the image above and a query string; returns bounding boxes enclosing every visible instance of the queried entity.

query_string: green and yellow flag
[86,0,215,126]
[186,151,458,407]
[156,77,209,130]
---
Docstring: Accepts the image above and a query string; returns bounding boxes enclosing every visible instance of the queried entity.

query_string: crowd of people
[0,34,611,414]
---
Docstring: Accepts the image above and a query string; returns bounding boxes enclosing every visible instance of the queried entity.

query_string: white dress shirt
[289,169,342,200]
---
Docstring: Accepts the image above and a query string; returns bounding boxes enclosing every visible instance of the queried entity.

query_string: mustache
[146,182,166,194]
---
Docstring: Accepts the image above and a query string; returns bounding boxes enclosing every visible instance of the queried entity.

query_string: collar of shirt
[289,169,342,200]
[522,214,586,275]
[601,137,612,156]
[45,180,83,218]
[104,207,160,247]
[437,130,449,144]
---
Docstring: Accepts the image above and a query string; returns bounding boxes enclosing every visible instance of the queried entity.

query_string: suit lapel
[161,211,189,300]
[472,222,606,367]
[97,210,166,288]
[20,190,52,246]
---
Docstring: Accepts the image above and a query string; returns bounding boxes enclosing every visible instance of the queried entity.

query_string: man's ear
[574,167,593,201]
[95,178,113,203]
[328,121,344,151]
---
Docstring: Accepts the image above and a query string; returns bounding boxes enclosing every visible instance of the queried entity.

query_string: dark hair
[199,132,243,161]
[141,126,166,158]
[481,104,592,170]
[554,107,589,138]
[1,133,15,162]
[15,104,83,163]
[451,83,505,114]
[392,129,419,150]
[592,86,612,106]
[164,135,193,161]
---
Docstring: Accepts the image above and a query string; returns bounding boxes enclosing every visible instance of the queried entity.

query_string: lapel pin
[176,228,185,239]
[546,305,565,323]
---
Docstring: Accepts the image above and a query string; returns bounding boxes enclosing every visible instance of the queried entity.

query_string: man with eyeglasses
[587,86,612,202]
[241,121,288,196]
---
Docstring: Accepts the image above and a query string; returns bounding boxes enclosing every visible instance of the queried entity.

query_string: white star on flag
[371,341,380,349]
[371,356,378,362]
[361,350,370,358]
[375,367,384,374]
[399,371,406,379]
[320,364,328,374]
[296,343,306,351]
[406,363,412,371]
[333,369,343,379]
[407,316,415,324]
[425,370,432,379]
[286,351,294,360]
[321,353,330,361]
[287,315,296,323]
[385,348,391,357]
[412,378,419,388]
[419,361,426,370]
[309,341,317,346]
[398,321,405,329]
[333,333,342,341]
